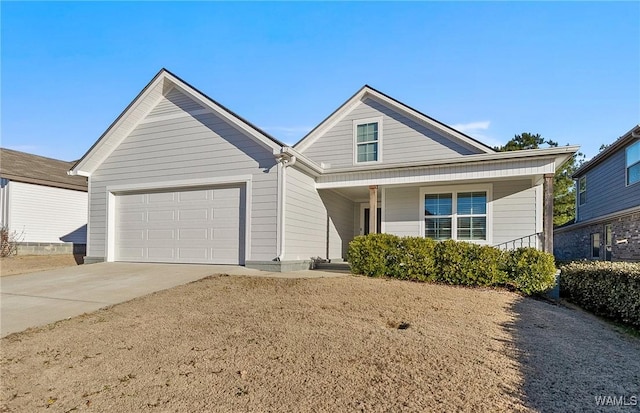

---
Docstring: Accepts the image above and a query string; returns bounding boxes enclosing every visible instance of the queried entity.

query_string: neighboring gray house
[555,125,640,262]
[0,148,88,255]
[70,69,578,271]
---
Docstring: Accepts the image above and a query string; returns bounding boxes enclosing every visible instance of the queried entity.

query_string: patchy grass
[1,275,638,412]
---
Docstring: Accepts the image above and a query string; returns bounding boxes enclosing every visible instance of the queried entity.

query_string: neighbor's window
[626,140,640,185]
[424,190,488,241]
[591,233,600,259]
[578,176,587,205]
[356,122,379,163]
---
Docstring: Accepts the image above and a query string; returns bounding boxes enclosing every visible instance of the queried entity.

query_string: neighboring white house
[1,148,88,255]
[70,69,578,271]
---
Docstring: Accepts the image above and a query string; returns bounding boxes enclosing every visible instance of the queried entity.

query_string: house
[0,148,88,255]
[69,69,578,271]
[555,125,640,262]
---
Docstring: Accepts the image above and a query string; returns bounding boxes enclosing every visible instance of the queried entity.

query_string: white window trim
[625,140,640,187]
[419,183,493,245]
[353,116,383,165]
[578,176,587,205]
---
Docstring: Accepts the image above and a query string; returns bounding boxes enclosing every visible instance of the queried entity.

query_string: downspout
[275,154,296,261]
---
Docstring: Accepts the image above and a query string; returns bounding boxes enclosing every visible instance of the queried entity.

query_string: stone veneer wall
[554,211,640,262]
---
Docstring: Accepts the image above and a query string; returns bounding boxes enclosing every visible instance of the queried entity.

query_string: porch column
[369,185,378,234]
[543,174,554,254]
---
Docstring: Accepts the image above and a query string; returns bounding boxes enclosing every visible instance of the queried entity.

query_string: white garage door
[115,185,244,264]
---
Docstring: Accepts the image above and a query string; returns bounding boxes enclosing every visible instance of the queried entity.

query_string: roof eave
[572,124,640,178]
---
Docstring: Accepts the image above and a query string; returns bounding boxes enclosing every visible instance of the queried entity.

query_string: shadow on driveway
[500,297,640,412]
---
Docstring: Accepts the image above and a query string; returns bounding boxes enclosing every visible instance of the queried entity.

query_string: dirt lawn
[1,275,639,412]
[0,255,81,277]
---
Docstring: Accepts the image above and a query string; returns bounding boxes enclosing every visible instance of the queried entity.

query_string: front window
[356,122,379,163]
[578,176,587,205]
[423,188,489,242]
[626,140,640,186]
[425,193,452,240]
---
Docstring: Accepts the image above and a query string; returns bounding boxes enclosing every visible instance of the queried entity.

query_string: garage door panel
[148,192,175,203]
[178,229,208,240]
[115,185,243,264]
[178,209,208,221]
[178,190,210,202]
[147,229,175,240]
[148,210,175,222]
[148,248,175,259]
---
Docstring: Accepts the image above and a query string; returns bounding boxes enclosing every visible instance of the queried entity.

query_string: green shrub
[504,248,557,295]
[347,233,400,277]
[434,240,506,287]
[347,235,556,296]
[387,236,437,282]
[560,261,640,328]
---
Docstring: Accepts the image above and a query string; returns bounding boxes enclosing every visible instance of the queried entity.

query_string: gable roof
[293,85,496,154]
[572,124,640,178]
[0,148,87,191]
[70,68,285,176]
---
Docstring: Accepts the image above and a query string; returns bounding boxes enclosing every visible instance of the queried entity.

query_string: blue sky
[2,2,638,162]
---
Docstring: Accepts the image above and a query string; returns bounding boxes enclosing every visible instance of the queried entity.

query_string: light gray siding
[384,186,420,237]
[6,181,87,243]
[492,180,538,245]
[88,89,278,261]
[284,167,326,260]
[302,97,480,169]
[321,190,355,259]
[284,169,355,261]
[577,147,640,222]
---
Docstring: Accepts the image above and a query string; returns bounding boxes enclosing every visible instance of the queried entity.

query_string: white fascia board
[316,157,556,189]
[322,145,580,175]
[106,175,252,193]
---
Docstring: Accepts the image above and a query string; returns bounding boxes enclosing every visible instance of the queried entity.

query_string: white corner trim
[106,191,116,262]
[381,187,386,233]
[419,183,493,245]
[352,116,383,165]
[106,175,252,193]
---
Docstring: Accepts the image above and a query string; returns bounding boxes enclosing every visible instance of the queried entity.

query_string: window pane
[457,192,486,215]
[425,193,452,216]
[425,218,452,240]
[580,191,587,205]
[626,141,640,167]
[628,162,640,185]
[457,217,486,240]
[357,142,378,162]
[356,122,378,143]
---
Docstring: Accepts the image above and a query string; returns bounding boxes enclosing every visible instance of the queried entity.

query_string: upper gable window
[626,140,640,186]
[354,118,382,164]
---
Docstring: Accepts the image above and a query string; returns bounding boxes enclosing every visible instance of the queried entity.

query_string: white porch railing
[493,233,543,251]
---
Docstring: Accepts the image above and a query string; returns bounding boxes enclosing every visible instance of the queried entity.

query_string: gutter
[273,150,298,261]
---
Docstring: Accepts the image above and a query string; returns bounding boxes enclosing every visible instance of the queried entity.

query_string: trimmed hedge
[347,234,557,296]
[560,261,640,328]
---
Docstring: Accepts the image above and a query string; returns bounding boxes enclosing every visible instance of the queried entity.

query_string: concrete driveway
[0,262,229,337]
[1,262,345,337]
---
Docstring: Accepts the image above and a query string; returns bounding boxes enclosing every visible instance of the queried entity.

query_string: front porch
[319,174,554,262]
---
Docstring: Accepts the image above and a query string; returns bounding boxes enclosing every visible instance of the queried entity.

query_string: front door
[362,207,382,235]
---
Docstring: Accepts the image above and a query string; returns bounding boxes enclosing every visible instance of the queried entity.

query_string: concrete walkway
[1,262,345,337]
